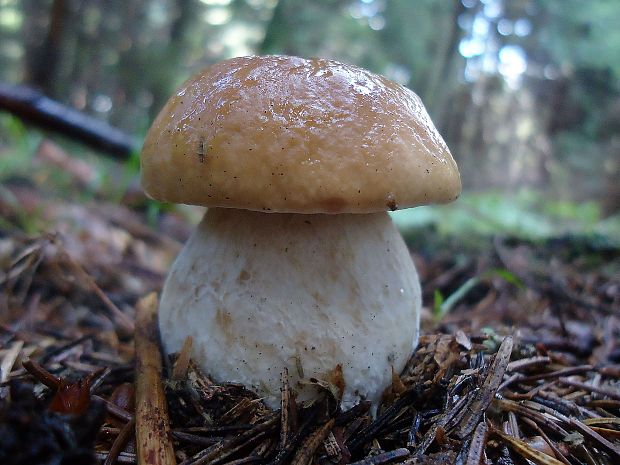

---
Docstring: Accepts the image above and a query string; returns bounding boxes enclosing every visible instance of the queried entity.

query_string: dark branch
[0,82,137,159]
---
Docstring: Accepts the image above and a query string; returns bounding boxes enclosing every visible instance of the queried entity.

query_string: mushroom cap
[141,55,461,214]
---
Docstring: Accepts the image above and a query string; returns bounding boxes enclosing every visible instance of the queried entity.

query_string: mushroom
[141,56,461,409]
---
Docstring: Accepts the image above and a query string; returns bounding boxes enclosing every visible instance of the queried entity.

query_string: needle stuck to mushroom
[140,55,461,409]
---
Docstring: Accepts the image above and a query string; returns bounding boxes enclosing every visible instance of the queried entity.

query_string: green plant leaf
[435,268,523,321]
[481,268,524,288]
[433,289,444,318]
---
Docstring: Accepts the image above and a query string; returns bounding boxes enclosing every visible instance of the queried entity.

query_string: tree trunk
[259,0,289,55]
[24,0,67,96]
[425,0,466,115]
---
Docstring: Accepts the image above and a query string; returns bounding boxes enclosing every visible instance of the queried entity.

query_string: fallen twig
[172,336,193,381]
[104,417,136,465]
[492,427,564,465]
[134,292,176,465]
[454,336,513,438]
[279,368,291,450]
[61,248,135,334]
[22,359,61,389]
[1,341,24,383]
[464,421,488,465]
[349,448,410,465]
[290,419,335,465]
[558,377,620,401]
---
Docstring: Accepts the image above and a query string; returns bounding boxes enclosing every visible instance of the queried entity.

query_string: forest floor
[0,145,619,465]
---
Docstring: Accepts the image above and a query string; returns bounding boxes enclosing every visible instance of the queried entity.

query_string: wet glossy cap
[141,55,461,213]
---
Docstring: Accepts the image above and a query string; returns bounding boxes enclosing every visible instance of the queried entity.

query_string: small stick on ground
[464,421,487,465]
[520,417,571,465]
[94,394,134,422]
[61,247,135,334]
[22,359,61,389]
[492,427,564,465]
[558,377,620,401]
[290,419,335,465]
[454,336,513,439]
[104,417,136,465]
[1,340,24,383]
[279,368,291,450]
[172,336,193,381]
[134,292,176,465]
[348,448,410,465]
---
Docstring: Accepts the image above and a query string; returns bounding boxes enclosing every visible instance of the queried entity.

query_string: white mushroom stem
[159,208,421,408]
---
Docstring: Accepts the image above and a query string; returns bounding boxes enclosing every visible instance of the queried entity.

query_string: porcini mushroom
[141,56,460,408]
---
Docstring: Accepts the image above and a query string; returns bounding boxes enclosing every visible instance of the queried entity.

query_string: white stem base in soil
[159,208,421,409]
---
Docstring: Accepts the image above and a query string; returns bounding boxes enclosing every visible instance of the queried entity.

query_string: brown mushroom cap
[141,55,461,213]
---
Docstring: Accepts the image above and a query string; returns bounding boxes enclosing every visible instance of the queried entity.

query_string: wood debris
[134,292,176,465]
[1,180,619,464]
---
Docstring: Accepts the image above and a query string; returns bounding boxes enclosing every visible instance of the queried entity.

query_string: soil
[0,173,619,465]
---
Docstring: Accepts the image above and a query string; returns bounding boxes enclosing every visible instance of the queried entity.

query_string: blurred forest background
[0,0,619,238]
